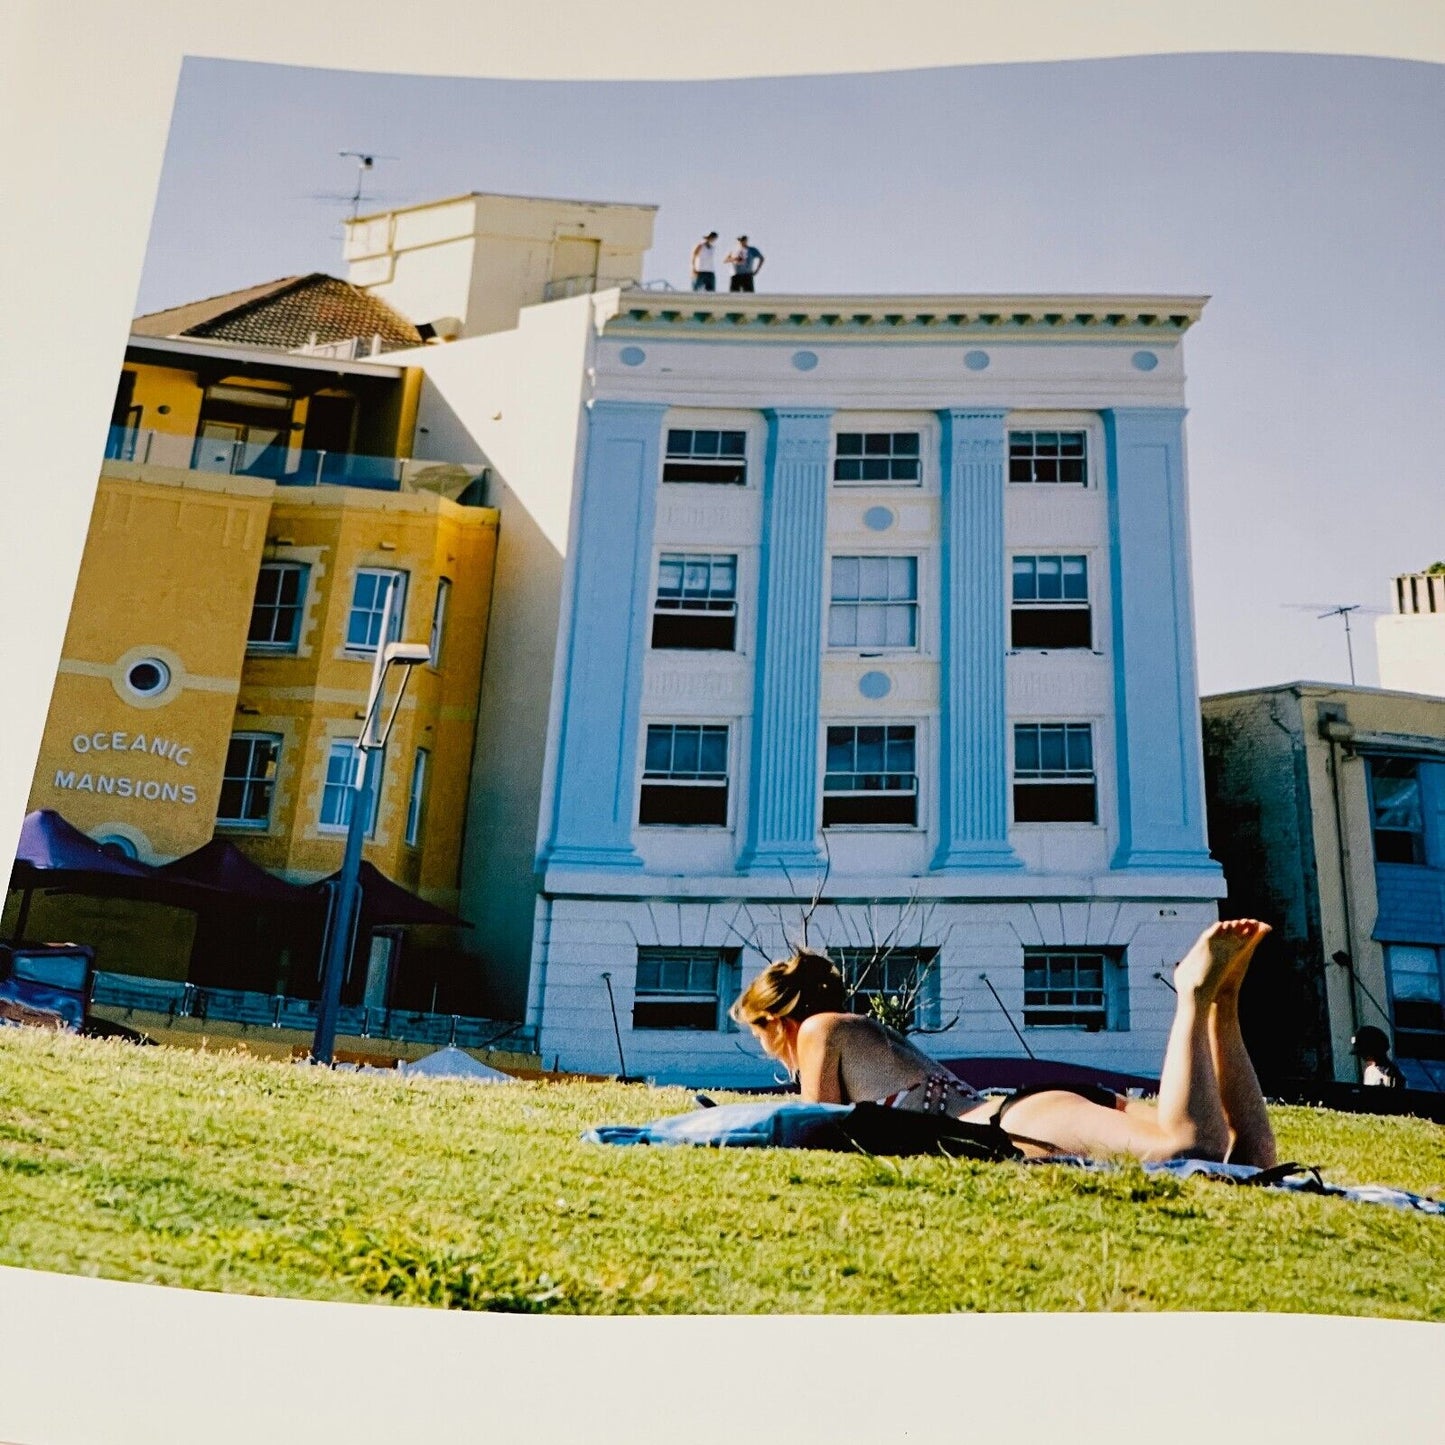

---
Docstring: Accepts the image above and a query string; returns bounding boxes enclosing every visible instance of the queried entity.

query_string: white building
[1376,569,1445,698]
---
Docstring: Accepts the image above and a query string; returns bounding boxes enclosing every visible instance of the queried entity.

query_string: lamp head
[381,642,432,668]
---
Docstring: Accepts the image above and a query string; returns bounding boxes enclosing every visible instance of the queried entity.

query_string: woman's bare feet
[1213,919,1270,1001]
[1174,920,1268,1001]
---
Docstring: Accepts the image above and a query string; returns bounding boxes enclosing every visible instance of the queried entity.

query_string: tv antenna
[1285,602,1363,684]
[337,151,397,221]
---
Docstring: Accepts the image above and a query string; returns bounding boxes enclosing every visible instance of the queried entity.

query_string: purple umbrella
[8,809,222,939]
[160,838,309,906]
[309,861,468,928]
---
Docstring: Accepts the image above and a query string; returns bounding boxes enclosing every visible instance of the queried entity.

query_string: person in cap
[1351,1025,1404,1087]
[691,231,719,292]
[725,235,765,292]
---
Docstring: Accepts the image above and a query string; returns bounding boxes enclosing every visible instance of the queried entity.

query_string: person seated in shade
[1350,1025,1404,1088]
[730,919,1278,1167]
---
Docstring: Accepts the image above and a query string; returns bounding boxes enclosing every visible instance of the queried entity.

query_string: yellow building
[11,330,498,1013]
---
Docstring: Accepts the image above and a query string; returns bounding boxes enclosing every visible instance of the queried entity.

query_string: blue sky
[138,54,1444,695]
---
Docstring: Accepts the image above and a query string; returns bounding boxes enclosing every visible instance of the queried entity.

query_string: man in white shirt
[691,232,718,291]
[725,235,765,292]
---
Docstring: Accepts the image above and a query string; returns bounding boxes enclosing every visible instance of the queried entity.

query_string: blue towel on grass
[584,1100,1445,1217]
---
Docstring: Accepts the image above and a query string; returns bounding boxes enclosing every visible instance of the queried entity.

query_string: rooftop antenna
[338,151,397,221]
[1317,604,1360,685]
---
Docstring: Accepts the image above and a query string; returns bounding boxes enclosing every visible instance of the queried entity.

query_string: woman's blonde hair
[730,950,847,1026]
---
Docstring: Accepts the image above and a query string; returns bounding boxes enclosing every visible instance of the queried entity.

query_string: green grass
[2,1028,1442,1316]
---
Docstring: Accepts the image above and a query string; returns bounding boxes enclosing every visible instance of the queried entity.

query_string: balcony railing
[104,426,485,498]
[1393,572,1445,616]
[92,971,537,1054]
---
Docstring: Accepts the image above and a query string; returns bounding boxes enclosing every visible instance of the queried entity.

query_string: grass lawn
[2,1028,1442,1317]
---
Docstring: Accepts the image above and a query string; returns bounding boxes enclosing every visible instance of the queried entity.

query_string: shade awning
[309,862,468,928]
[160,839,310,905]
[12,810,159,880]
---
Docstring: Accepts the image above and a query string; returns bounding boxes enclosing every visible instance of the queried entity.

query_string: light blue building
[406,285,1225,1084]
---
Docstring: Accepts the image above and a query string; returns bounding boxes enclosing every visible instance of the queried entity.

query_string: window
[1024,950,1127,1030]
[829,556,918,649]
[640,724,729,826]
[1009,430,1087,485]
[218,734,281,828]
[824,725,918,826]
[429,578,451,666]
[1385,945,1445,1061]
[836,948,938,1030]
[833,432,921,484]
[248,563,308,652]
[632,948,737,1030]
[345,569,406,652]
[319,740,382,836]
[1014,723,1096,823]
[663,429,747,485]
[405,748,429,848]
[1011,555,1092,649]
[652,553,738,650]
[1368,758,1426,865]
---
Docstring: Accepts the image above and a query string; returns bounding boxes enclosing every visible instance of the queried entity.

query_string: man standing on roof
[725,235,765,292]
[691,231,719,292]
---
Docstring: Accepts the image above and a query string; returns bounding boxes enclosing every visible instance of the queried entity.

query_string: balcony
[104,425,485,499]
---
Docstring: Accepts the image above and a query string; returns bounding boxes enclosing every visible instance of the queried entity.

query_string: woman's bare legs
[1208,923,1277,1167]
[964,921,1266,1161]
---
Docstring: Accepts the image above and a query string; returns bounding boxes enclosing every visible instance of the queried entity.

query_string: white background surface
[1,4,1442,1441]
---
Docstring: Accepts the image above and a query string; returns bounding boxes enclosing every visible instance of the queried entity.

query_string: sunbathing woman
[730,919,1277,1167]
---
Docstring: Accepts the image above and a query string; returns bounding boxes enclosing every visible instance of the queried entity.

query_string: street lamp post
[311,582,431,1065]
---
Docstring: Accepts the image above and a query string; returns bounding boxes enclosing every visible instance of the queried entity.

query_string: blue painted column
[543,400,667,870]
[1103,408,1216,871]
[740,408,833,872]
[932,409,1020,871]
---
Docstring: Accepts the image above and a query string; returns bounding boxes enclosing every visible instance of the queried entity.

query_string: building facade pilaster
[542,400,667,870]
[1103,407,1216,871]
[740,407,833,872]
[932,408,1020,871]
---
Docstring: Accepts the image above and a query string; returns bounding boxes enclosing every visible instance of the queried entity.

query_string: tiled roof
[132,274,423,354]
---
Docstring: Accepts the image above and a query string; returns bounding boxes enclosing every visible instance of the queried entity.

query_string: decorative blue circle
[619,346,646,367]
[792,350,819,372]
[964,350,990,371]
[859,671,892,700]
[863,506,895,532]
[1131,350,1159,372]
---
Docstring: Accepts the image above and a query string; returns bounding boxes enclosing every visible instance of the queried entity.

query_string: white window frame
[429,578,451,667]
[639,721,732,828]
[835,947,940,1030]
[822,722,921,829]
[1023,949,1128,1031]
[1012,722,1098,825]
[651,552,739,651]
[217,732,282,830]
[632,948,739,1032]
[248,562,309,653]
[405,747,429,848]
[661,427,749,486]
[1010,553,1093,650]
[345,568,407,655]
[832,430,923,486]
[319,738,383,837]
[1008,428,1090,486]
[828,555,920,652]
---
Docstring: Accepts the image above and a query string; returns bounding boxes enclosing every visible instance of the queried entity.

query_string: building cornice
[608,291,1208,335]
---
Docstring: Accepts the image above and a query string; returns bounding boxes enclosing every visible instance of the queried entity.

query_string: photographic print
[3,41,1443,1340]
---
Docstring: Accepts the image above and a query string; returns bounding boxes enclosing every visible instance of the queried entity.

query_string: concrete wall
[345,193,656,340]
[1377,613,1445,698]
[388,293,602,1016]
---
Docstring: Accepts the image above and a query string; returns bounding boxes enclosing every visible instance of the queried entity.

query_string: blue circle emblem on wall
[964,350,990,371]
[619,346,646,367]
[792,350,819,371]
[859,671,892,700]
[863,506,895,532]
[1131,350,1159,372]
